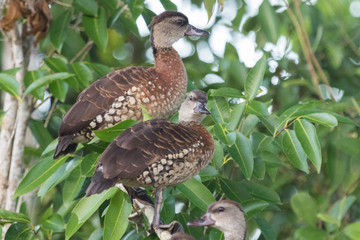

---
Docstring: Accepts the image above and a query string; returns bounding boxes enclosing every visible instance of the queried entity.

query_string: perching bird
[187,200,247,240]
[85,90,215,228]
[53,11,209,159]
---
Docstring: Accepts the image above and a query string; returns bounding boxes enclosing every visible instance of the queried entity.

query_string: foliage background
[0,0,359,239]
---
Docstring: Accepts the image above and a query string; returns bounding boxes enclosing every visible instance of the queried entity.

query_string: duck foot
[151,220,184,234]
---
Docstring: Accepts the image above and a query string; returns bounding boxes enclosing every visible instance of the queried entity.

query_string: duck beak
[185,24,210,36]
[187,212,215,227]
[194,102,211,115]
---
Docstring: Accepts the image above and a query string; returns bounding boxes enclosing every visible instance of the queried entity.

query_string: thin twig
[283,0,322,99]
[70,40,94,64]
[44,98,58,128]
[53,0,72,7]
[294,0,336,101]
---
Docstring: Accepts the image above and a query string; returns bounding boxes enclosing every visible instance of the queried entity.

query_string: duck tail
[53,135,77,159]
[85,169,117,197]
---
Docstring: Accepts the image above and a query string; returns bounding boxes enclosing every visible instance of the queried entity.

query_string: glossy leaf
[72,62,93,88]
[295,119,322,173]
[324,195,356,232]
[303,113,338,127]
[209,97,231,124]
[251,132,274,155]
[104,191,132,240]
[177,178,215,211]
[83,7,108,51]
[63,166,85,203]
[242,199,269,218]
[49,79,69,102]
[93,119,138,142]
[24,71,45,100]
[65,188,117,239]
[161,195,175,223]
[23,72,74,98]
[244,55,266,102]
[0,209,30,224]
[258,0,279,43]
[214,123,230,146]
[343,221,360,240]
[13,155,68,198]
[0,73,19,99]
[5,223,32,240]
[209,87,244,98]
[228,133,254,180]
[44,57,68,72]
[227,103,245,131]
[204,0,216,20]
[291,192,318,227]
[247,100,269,116]
[242,181,281,204]
[220,179,252,203]
[42,214,64,232]
[212,140,224,169]
[282,130,309,173]
[73,0,98,16]
[50,10,71,50]
[294,226,327,240]
[159,0,177,11]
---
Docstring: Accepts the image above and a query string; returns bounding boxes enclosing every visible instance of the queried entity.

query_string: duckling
[85,90,215,229]
[187,200,247,240]
[53,11,209,159]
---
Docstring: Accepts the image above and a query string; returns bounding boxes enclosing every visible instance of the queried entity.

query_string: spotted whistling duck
[85,90,215,229]
[188,200,247,240]
[53,11,209,159]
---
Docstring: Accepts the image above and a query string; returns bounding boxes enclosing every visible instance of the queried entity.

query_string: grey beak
[185,24,210,36]
[194,101,211,115]
[187,212,215,227]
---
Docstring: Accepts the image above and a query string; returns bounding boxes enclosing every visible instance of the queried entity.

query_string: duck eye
[189,95,193,101]
[218,207,225,212]
[176,19,184,26]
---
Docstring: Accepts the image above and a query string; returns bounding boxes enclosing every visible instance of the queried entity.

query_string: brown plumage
[53,11,209,159]
[188,200,247,240]
[86,90,215,228]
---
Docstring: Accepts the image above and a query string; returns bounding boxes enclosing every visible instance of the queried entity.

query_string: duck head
[187,200,247,240]
[179,90,210,124]
[149,11,209,49]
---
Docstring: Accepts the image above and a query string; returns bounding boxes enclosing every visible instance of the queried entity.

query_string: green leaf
[44,57,68,72]
[161,194,175,223]
[303,113,338,127]
[258,0,279,43]
[212,140,224,169]
[242,199,269,218]
[177,178,215,211]
[227,103,245,131]
[290,192,318,227]
[0,209,30,224]
[83,7,108,51]
[104,191,132,240]
[80,152,100,176]
[214,123,231,146]
[72,62,93,88]
[28,119,53,150]
[220,179,252,203]
[63,166,85,203]
[295,119,322,173]
[343,221,360,240]
[317,213,339,225]
[247,100,269,116]
[73,0,98,16]
[65,188,117,240]
[209,97,230,124]
[50,10,71,50]
[325,195,356,232]
[209,87,244,98]
[243,181,281,204]
[42,214,65,232]
[204,0,216,20]
[228,133,254,180]
[244,55,266,102]
[282,130,309,173]
[242,114,259,136]
[38,158,81,198]
[294,226,327,240]
[93,119,138,142]
[159,0,177,11]
[49,79,69,102]
[254,215,277,240]
[5,223,32,240]
[23,72,74,98]
[251,132,274,155]
[24,70,45,100]
[0,73,19,99]
[2,67,21,76]
[13,155,68,198]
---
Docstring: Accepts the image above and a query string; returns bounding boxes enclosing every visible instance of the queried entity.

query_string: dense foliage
[0,0,359,239]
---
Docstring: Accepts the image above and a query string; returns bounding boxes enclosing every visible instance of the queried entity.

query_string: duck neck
[222,220,246,240]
